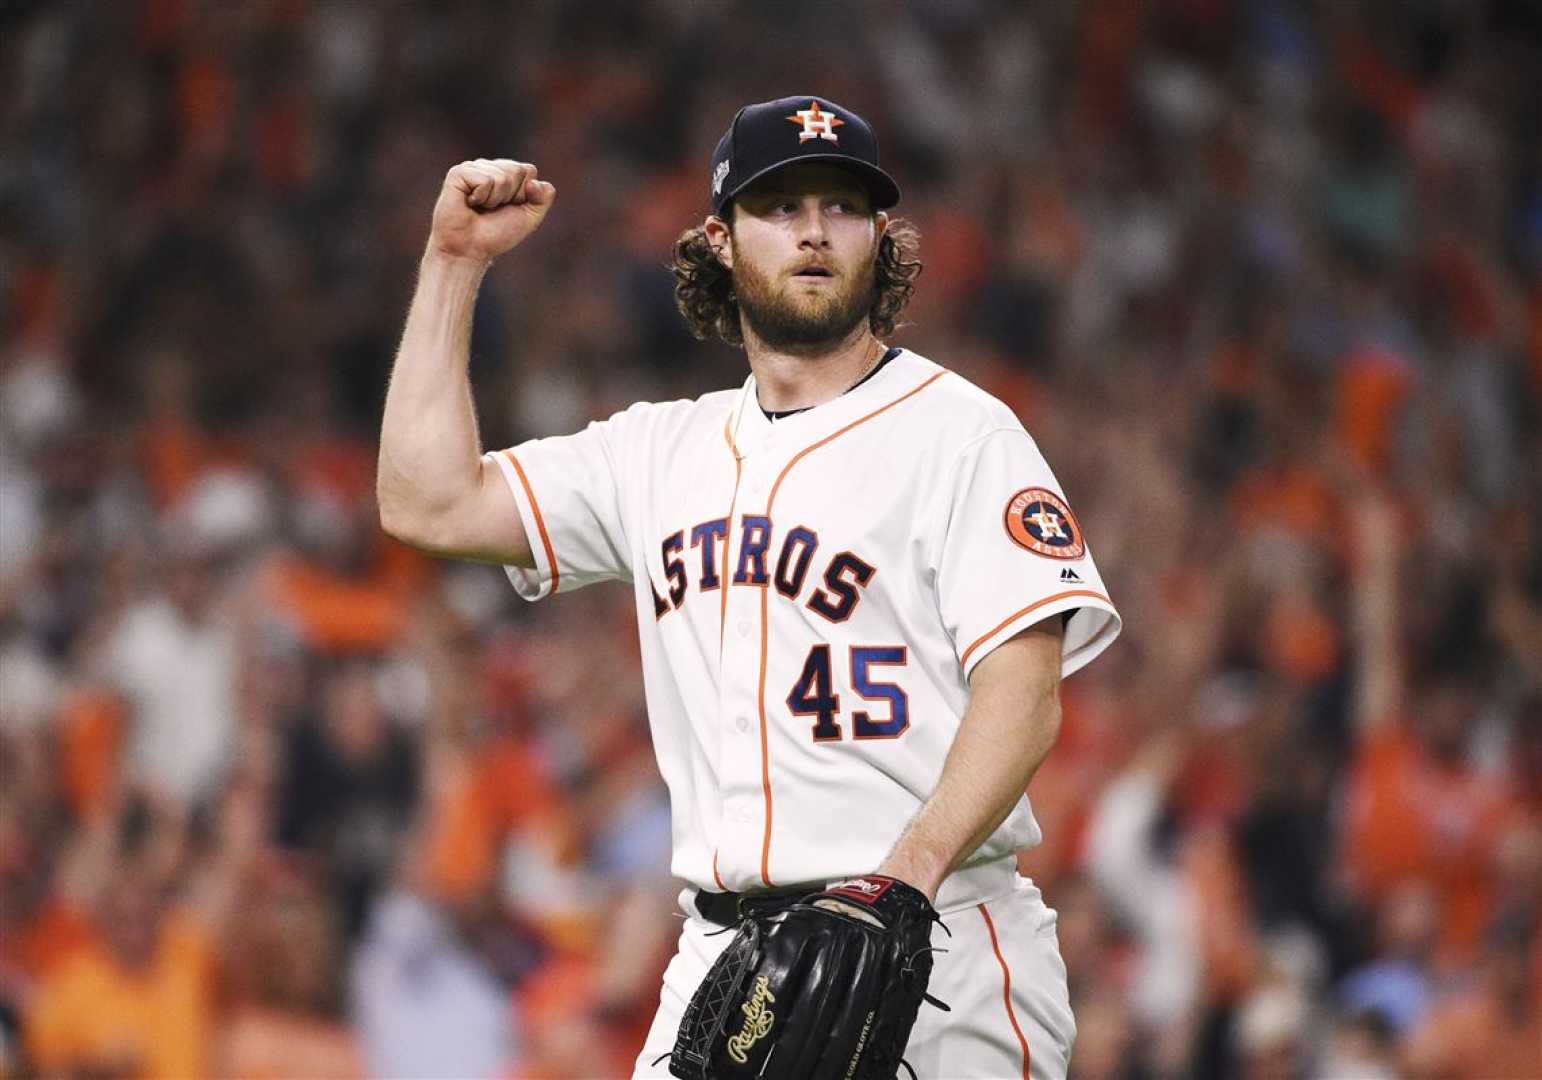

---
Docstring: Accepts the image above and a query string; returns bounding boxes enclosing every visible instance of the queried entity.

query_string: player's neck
[744,325,883,413]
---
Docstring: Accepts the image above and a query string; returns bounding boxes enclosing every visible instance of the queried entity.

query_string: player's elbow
[378,503,424,549]
[376,482,441,551]
[380,506,466,557]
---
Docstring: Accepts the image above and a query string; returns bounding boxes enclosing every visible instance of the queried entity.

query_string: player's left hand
[427,158,556,265]
[668,875,946,1079]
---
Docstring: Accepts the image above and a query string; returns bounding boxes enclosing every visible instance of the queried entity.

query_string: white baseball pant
[632,872,1076,1080]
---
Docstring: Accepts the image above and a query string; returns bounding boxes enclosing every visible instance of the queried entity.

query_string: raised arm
[377,159,555,565]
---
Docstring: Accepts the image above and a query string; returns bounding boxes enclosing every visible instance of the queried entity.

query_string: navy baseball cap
[709,95,900,216]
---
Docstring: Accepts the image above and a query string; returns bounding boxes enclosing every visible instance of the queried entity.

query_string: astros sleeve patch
[1004,487,1085,560]
[932,429,1120,681]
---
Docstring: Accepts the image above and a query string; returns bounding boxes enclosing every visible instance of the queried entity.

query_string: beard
[733,254,876,351]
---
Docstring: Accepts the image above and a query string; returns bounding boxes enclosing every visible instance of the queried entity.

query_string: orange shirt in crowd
[257,542,425,654]
[0,899,93,992]
[55,689,125,820]
[1229,464,1341,547]
[420,737,571,905]
[504,957,634,1080]
[1344,724,1516,966]
[1403,987,1542,1080]
[1181,827,1258,1005]
[1260,592,1340,683]
[137,416,214,510]
[1334,347,1413,476]
[216,1007,365,1079]
[24,910,214,1078]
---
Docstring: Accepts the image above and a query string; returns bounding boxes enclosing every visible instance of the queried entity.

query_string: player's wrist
[421,243,495,277]
[873,857,945,904]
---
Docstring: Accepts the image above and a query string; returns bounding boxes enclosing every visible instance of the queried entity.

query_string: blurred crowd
[2,0,1540,1077]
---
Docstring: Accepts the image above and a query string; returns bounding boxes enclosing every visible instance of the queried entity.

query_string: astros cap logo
[708,95,899,215]
[785,100,844,144]
[1005,488,1085,560]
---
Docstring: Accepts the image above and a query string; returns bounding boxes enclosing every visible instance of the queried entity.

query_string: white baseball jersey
[485,347,1121,905]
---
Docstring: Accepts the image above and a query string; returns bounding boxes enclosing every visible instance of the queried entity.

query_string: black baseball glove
[668,875,947,1080]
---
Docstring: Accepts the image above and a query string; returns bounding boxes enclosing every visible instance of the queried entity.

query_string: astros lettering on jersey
[485,348,1120,899]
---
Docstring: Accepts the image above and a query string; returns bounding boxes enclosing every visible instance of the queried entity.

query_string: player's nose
[792,203,831,248]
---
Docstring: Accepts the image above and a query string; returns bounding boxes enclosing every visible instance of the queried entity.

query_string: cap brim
[719,155,900,213]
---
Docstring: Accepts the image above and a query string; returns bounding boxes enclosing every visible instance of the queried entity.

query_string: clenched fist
[428,158,556,264]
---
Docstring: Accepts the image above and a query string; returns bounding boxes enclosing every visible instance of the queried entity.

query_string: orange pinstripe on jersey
[979,902,1031,1080]
[501,449,559,594]
[958,588,1110,672]
[713,413,741,895]
[754,369,950,886]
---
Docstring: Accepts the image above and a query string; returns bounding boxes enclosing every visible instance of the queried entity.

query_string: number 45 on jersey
[788,645,908,741]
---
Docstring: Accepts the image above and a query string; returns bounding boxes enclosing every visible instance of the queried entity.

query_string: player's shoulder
[895,349,1030,445]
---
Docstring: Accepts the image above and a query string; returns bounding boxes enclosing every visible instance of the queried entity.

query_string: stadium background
[2,1,1539,1076]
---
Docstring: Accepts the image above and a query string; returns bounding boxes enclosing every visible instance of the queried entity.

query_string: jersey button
[736,619,751,638]
[736,716,750,733]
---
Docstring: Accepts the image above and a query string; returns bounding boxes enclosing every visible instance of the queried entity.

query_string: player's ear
[704,215,734,270]
[875,210,890,243]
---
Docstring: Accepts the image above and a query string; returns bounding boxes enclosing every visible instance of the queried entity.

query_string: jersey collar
[728,348,936,460]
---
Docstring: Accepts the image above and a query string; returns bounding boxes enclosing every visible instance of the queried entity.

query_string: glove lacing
[879,917,951,1080]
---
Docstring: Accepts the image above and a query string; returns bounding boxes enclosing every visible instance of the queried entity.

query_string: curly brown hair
[671,217,923,346]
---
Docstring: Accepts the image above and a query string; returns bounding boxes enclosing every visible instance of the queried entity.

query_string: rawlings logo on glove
[725,976,778,1063]
[668,875,947,1080]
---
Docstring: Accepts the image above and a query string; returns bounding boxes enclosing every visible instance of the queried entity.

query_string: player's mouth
[791,262,835,280]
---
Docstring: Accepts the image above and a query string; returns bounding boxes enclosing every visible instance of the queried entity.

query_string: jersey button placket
[722,434,788,883]
[716,470,769,880]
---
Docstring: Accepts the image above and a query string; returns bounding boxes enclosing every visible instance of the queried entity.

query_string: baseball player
[378,96,1120,1078]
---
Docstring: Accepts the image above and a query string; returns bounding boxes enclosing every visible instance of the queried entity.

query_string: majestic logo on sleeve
[1005,487,1085,560]
[785,101,844,143]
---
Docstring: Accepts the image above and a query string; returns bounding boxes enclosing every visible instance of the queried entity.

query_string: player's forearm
[377,251,491,543]
[877,630,1063,901]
